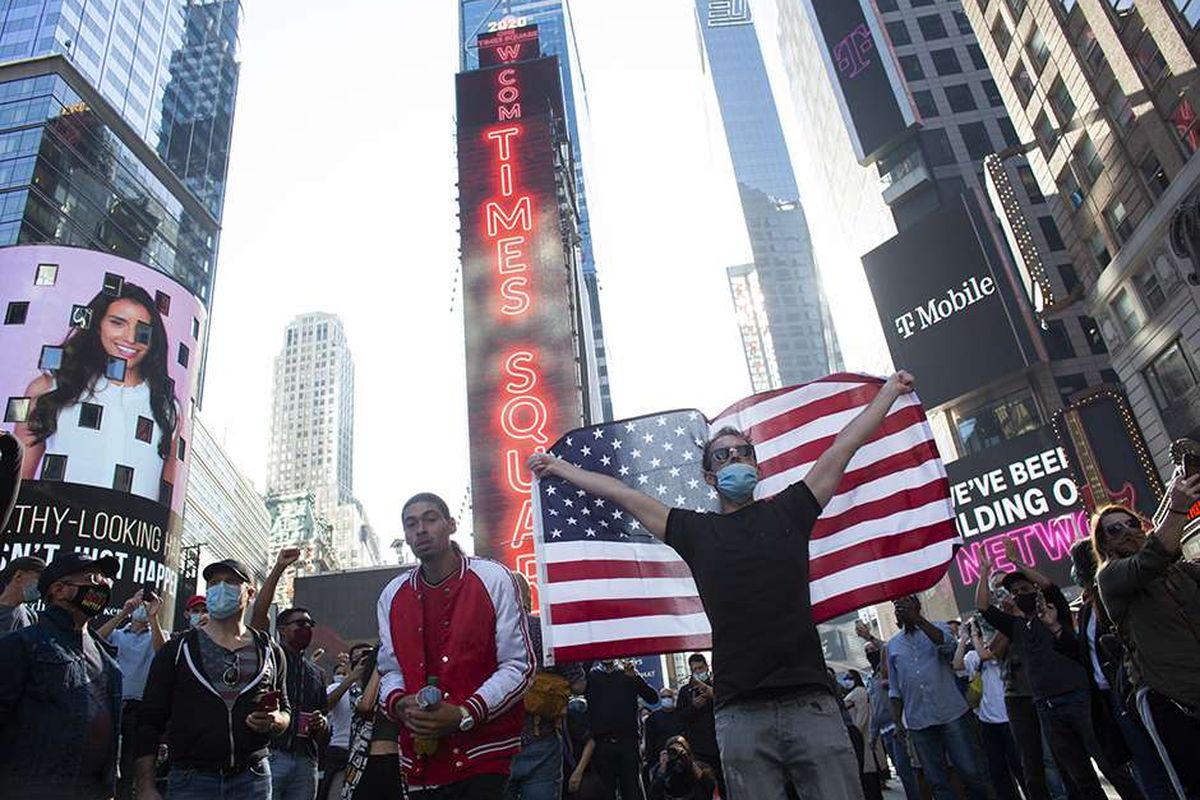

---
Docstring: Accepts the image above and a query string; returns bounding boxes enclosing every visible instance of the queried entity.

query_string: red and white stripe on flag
[711,373,960,622]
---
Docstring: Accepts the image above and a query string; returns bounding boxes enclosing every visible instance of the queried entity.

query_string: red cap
[185,594,207,610]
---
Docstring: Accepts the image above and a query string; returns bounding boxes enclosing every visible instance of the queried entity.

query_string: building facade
[963,0,1200,477]
[265,312,380,569]
[459,0,613,419]
[696,0,842,389]
[182,413,269,584]
[264,489,336,610]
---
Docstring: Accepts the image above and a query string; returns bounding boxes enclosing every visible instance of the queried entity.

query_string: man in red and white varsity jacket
[376,492,534,797]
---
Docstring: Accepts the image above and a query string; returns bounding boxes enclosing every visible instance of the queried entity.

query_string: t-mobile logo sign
[707,0,752,27]
[833,24,874,78]
[894,276,997,339]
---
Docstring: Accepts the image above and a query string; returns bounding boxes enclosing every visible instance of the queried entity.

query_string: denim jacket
[0,605,124,794]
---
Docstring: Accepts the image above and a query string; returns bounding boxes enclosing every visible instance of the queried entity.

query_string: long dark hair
[27,283,177,459]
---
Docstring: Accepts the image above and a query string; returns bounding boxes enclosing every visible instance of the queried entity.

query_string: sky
[200,0,890,555]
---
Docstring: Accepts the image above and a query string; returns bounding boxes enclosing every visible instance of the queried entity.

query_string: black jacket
[134,627,290,771]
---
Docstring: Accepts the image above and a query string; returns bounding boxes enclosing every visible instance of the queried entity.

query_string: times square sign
[456,36,585,600]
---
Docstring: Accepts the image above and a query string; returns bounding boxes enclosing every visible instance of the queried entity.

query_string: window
[1108,0,1136,13]
[910,0,935,6]
[960,122,994,159]
[877,0,899,11]
[953,391,1042,456]
[113,464,135,493]
[954,10,974,34]
[913,89,939,118]
[992,14,1013,53]
[1076,134,1104,185]
[932,48,963,75]
[999,118,1021,147]
[1061,164,1085,208]
[1111,288,1146,337]
[1089,229,1112,268]
[1169,97,1200,154]
[1105,84,1135,130]
[1143,340,1199,410]
[918,14,949,39]
[1080,315,1109,354]
[1039,216,1066,250]
[1056,374,1089,405]
[1034,111,1059,153]
[1006,0,1028,17]
[945,84,977,112]
[900,55,925,81]
[1059,263,1080,292]
[1133,30,1169,85]
[1105,200,1134,243]
[982,78,1004,107]
[1049,77,1076,123]
[34,263,57,286]
[1027,27,1051,72]
[1171,0,1200,28]
[41,454,67,481]
[887,20,912,45]
[1043,320,1077,360]
[967,43,988,71]
[923,128,957,166]
[1101,369,1121,385]
[4,301,27,325]
[1018,164,1044,202]
[4,396,30,423]
[1139,151,1169,197]
[1136,267,1168,312]
[1013,63,1035,105]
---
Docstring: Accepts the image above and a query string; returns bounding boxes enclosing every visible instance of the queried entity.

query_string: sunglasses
[711,444,755,465]
[1102,518,1141,537]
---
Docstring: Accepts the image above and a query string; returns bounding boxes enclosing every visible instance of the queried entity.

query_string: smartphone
[256,690,281,712]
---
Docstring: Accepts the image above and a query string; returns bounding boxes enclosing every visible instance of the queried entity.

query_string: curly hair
[26,283,177,460]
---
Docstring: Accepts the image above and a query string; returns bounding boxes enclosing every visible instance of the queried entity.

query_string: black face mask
[66,583,112,617]
[1014,592,1039,615]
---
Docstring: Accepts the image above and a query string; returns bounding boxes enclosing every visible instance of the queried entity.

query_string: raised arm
[1149,472,1199,557]
[804,371,915,507]
[1098,472,1199,600]
[1003,539,1052,589]
[98,590,142,640]
[252,547,300,631]
[529,453,670,539]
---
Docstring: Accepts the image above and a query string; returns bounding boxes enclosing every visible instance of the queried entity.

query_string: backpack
[524,669,571,723]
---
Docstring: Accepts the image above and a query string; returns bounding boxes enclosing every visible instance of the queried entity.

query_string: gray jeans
[714,688,865,800]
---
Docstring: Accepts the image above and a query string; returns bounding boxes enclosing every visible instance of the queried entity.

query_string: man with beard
[887,595,991,800]
[254,549,329,800]
[0,552,123,799]
[531,371,918,800]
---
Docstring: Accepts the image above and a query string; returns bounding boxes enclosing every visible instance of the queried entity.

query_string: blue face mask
[206,583,243,620]
[132,605,149,623]
[22,582,39,603]
[189,612,204,628]
[715,462,758,504]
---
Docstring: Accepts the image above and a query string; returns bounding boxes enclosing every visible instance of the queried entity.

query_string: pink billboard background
[0,244,204,514]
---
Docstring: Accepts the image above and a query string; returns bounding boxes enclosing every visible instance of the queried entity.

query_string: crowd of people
[0,372,1196,800]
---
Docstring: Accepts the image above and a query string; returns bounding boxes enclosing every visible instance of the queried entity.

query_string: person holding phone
[134,559,290,800]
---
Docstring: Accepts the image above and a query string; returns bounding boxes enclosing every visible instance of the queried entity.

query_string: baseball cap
[185,594,207,610]
[201,558,253,584]
[999,570,1033,590]
[38,552,119,594]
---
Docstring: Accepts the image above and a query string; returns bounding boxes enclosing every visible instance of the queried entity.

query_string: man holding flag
[530,370,918,800]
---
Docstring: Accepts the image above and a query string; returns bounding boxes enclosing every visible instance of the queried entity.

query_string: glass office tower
[0,0,241,307]
[696,0,841,387]
[459,0,613,419]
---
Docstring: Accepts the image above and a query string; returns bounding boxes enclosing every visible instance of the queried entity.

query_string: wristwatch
[458,706,476,732]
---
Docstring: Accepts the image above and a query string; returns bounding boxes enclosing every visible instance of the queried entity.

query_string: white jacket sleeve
[376,574,408,719]
[463,563,535,724]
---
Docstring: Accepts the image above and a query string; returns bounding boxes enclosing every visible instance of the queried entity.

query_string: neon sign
[457,53,584,609]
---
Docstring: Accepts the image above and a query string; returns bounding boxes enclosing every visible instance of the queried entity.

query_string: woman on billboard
[14,282,179,503]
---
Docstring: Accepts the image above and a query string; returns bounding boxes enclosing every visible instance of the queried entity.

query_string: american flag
[533,373,960,665]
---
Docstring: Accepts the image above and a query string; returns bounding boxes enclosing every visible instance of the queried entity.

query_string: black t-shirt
[981,584,1087,702]
[665,481,827,709]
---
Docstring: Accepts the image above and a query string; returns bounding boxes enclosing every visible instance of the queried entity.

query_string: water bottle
[413,677,442,756]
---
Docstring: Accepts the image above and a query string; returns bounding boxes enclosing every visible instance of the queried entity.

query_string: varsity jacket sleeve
[462,562,535,725]
[376,574,408,720]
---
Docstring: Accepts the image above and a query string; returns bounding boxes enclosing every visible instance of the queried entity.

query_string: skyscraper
[0,0,241,309]
[459,0,613,419]
[696,0,841,388]
[266,312,380,570]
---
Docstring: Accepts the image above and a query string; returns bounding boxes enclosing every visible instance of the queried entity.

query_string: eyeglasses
[222,654,241,687]
[1102,518,1141,537]
[710,444,754,465]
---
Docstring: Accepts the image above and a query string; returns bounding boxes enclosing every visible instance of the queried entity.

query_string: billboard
[862,201,1029,407]
[456,57,586,605]
[945,427,1087,611]
[478,24,541,68]
[803,0,916,164]
[1,245,205,615]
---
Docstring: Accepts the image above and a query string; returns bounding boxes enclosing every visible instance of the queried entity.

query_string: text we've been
[482,62,551,583]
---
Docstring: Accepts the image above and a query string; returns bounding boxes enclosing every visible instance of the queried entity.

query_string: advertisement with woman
[0,245,205,614]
